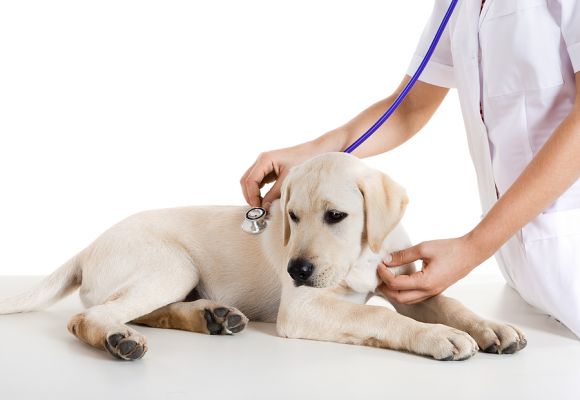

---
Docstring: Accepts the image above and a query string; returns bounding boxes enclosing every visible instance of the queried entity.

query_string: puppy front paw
[468,321,527,355]
[417,324,479,361]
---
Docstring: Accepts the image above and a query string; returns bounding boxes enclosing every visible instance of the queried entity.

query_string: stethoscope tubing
[343,0,459,154]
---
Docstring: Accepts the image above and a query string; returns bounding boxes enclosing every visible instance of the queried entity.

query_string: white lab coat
[408,0,580,337]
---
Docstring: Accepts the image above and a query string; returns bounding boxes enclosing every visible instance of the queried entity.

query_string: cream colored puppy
[0,153,526,361]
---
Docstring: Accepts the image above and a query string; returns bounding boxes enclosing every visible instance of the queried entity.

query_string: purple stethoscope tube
[343,0,459,154]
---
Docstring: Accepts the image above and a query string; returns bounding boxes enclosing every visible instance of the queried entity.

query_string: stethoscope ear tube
[343,0,459,154]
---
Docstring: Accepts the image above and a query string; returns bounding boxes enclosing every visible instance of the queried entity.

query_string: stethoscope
[242,0,459,234]
[241,207,268,234]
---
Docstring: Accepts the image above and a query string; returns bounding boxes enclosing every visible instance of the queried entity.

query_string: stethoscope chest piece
[241,207,268,234]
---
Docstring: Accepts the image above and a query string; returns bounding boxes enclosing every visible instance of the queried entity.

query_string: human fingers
[378,284,433,304]
[378,280,436,304]
[262,169,289,210]
[385,243,425,267]
[377,263,428,291]
[240,153,275,207]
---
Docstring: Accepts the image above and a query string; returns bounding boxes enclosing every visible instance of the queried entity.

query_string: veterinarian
[241,0,580,338]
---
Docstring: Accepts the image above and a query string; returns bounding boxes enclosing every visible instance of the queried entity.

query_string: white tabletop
[0,275,578,400]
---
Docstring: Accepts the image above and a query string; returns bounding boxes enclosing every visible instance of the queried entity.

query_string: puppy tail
[0,256,81,314]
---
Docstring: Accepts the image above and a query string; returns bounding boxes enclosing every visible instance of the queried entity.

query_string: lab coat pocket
[485,0,546,19]
[521,207,580,244]
[480,0,563,98]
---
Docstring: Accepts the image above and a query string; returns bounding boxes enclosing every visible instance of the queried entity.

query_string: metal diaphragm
[241,207,268,234]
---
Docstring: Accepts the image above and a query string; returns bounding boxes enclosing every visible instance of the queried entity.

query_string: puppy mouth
[300,268,337,288]
[293,280,315,288]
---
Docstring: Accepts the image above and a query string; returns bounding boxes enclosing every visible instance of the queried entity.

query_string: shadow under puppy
[0,152,526,360]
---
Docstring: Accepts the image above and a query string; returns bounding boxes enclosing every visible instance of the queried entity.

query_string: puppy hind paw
[203,306,248,335]
[104,331,148,361]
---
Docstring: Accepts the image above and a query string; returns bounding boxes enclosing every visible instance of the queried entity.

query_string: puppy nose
[287,258,314,284]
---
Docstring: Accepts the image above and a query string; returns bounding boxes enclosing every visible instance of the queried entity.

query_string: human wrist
[462,227,499,266]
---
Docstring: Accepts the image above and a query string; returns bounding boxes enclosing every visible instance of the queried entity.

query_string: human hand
[240,141,326,209]
[377,235,486,304]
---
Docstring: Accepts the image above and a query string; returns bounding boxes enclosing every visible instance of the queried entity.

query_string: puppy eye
[289,211,299,223]
[324,210,348,224]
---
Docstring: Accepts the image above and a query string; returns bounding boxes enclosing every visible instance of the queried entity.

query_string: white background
[0,1,500,278]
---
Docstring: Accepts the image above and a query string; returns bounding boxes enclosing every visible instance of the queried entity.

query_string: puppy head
[280,152,408,288]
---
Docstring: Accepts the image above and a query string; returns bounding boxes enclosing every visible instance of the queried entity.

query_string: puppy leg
[68,311,148,360]
[132,299,248,335]
[68,264,198,360]
[392,295,527,354]
[278,288,478,361]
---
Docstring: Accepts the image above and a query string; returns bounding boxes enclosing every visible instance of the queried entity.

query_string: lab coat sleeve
[407,0,455,88]
[561,0,580,73]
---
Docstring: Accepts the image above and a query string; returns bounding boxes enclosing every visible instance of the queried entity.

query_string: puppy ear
[280,180,292,247]
[358,171,409,253]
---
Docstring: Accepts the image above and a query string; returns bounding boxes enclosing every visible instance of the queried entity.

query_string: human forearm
[241,76,448,207]
[311,76,449,158]
[381,97,580,302]
[378,73,580,304]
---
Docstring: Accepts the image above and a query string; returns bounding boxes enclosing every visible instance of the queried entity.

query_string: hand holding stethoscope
[240,143,323,210]
[241,0,457,212]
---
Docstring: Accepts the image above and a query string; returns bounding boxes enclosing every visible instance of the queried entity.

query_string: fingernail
[263,202,271,210]
[382,253,392,264]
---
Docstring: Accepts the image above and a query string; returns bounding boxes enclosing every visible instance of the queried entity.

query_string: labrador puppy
[0,152,526,361]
